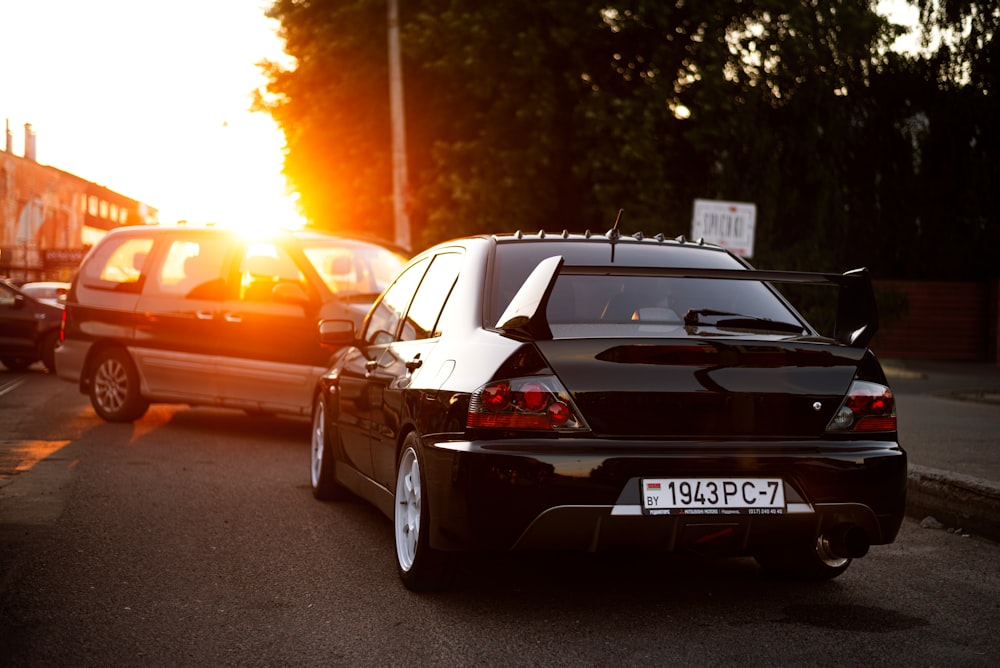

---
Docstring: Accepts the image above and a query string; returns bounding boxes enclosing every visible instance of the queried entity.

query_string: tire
[394,433,454,592]
[89,348,150,422]
[754,536,852,581]
[310,398,347,500]
[39,330,59,373]
[1,356,33,372]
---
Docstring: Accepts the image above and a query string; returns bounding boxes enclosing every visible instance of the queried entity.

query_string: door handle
[195,310,214,320]
[223,313,243,323]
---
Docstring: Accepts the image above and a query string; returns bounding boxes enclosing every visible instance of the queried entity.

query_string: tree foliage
[256,0,998,279]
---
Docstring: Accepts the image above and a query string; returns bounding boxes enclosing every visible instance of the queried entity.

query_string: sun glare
[150,112,307,234]
[1,1,303,237]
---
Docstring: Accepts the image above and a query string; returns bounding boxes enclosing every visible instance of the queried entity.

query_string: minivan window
[239,243,309,302]
[153,237,230,299]
[302,241,407,297]
[82,236,154,291]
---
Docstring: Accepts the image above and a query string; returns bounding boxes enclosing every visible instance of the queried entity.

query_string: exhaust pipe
[823,524,870,559]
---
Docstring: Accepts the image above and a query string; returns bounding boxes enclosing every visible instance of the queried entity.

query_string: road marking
[0,378,26,397]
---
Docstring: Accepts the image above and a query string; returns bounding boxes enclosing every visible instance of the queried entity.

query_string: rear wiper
[683,309,806,334]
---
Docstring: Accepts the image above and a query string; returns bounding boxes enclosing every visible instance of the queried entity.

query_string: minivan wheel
[310,398,347,500]
[89,348,150,422]
[394,433,454,592]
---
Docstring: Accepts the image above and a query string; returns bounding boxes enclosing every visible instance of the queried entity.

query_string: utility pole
[387,0,411,251]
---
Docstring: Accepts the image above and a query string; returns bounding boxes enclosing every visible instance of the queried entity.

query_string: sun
[149,113,306,235]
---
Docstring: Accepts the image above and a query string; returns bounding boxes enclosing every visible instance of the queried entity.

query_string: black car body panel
[0,279,64,372]
[312,232,906,586]
[419,436,905,553]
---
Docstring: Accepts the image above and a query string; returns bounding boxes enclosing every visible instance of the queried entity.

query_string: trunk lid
[535,338,864,438]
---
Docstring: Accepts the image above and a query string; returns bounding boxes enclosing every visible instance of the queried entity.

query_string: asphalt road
[1,368,999,666]
[883,359,1000,541]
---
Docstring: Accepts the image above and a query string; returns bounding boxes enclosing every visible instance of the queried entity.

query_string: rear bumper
[54,338,91,387]
[421,437,906,556]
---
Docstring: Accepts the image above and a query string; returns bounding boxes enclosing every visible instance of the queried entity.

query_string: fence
[871,280,1000,362]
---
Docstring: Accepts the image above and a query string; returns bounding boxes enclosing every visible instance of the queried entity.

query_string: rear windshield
[490,241,803,335]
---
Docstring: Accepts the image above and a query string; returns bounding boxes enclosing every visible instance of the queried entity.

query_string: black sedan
[310,228,905,591]
[1,278,63,372]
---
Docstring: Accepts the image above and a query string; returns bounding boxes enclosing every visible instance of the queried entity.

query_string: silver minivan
[56,224,407,422]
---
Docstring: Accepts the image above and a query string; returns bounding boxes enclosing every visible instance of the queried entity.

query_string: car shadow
[162,406,312,442]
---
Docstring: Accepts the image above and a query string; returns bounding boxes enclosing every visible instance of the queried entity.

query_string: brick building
[1,121,156,282]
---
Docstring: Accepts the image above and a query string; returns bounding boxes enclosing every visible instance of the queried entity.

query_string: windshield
[301,239,407,297]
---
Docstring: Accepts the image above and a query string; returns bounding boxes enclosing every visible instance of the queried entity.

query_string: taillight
[826,380,897,433]
[60,309,66,343]
[467,376,588,431]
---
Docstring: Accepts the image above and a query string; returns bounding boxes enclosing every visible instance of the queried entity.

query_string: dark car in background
[309,228,906,591]
[56,224,407,422]
[0,278,63,372]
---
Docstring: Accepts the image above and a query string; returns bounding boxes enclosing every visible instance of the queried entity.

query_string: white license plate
[641,478,785,516]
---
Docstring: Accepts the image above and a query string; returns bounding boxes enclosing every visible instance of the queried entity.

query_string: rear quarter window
[81,236,155,292]
[398,251,463,341]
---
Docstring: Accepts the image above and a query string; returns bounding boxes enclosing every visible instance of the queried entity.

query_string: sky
[1,1,920,233]
[1,0,301,229]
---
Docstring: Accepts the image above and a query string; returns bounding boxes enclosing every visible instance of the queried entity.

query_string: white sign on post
[691,199,756,258]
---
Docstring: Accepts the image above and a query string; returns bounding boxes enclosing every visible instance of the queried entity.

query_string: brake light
[826,381,897,432]
[467,376,588,431]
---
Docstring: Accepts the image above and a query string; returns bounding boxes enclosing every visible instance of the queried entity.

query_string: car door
[215,240,325,414]
[336,257,431,479]
[369,251,464,486]
[131,231,232,401]
[0,282,37,359]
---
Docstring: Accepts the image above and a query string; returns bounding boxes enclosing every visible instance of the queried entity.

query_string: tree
[256,0,395,241]
[256,0,998,279]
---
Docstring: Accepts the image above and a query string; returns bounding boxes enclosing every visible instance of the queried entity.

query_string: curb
[906,464,1000,543]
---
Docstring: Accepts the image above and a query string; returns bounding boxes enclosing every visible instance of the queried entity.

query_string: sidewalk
[882,359,1000,542]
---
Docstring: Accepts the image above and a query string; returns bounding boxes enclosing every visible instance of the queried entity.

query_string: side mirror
[319,319,356,347]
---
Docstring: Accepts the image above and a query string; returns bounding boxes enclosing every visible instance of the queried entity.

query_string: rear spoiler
[496,256,878,348]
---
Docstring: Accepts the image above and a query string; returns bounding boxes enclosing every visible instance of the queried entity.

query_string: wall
[1,149,153,281]
[872,280,999,362]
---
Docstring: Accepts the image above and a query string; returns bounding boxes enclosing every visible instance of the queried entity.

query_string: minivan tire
[89,348,150,422]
